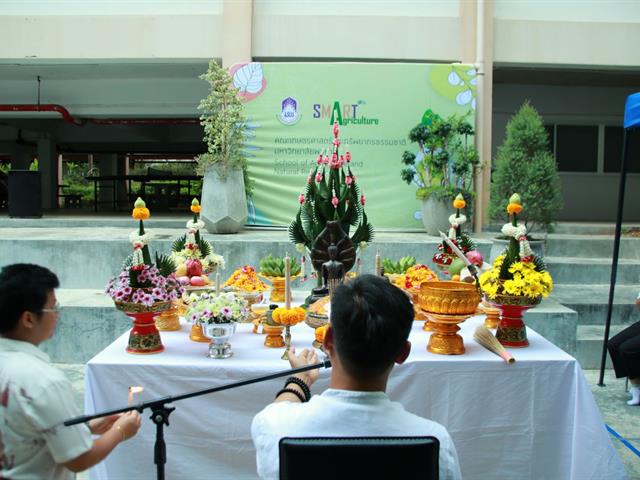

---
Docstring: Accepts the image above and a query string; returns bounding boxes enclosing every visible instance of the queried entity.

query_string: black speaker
[8,170,42,218]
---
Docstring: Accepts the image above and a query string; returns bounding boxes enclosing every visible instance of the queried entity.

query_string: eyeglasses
[40,301,61,315]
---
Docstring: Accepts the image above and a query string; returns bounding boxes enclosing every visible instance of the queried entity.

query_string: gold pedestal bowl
[155,300,186,331]
[479,300,501,329]
[418,281,481,355]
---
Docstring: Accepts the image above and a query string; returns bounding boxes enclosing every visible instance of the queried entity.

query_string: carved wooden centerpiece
[418,281,481,355]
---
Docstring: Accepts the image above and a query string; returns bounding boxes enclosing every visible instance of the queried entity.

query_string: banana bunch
[259,254,301,277]
[382,256,416,274]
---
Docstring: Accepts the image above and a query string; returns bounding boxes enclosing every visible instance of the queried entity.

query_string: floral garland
[223,265,268,292]
[272,306,306,326]
[433,193,475,270]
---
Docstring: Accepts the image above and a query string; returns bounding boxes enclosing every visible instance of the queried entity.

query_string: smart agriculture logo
[312,100,380,126]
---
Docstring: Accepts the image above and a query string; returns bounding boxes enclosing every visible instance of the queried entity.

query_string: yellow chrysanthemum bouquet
[480,193,553,303]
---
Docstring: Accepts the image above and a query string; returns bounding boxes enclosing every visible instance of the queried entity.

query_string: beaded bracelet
[285,376,311,402]
[275,387,306,403]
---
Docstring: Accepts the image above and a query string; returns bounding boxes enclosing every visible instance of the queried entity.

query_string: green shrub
[400,109,479,205]
[490,101,562,234]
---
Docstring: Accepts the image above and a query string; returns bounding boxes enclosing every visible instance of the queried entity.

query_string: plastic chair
[279,436,440,480]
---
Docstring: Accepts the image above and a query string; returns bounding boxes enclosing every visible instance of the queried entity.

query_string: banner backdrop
[234,62,476,229]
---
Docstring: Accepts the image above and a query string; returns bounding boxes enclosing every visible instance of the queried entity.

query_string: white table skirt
[85,316,626,480]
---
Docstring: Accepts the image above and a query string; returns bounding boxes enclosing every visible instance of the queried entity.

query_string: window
[603,126,640,173]
[555,125,598,172]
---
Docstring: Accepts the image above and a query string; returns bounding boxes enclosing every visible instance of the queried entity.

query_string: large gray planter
[201,167,247,234]
[489,237,546,262]
[420,196,451,236]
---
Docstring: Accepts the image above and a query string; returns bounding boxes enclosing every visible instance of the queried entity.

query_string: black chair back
[279,436,439,480]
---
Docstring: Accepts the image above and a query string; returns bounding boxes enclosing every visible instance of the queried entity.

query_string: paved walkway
[55,363,639,479]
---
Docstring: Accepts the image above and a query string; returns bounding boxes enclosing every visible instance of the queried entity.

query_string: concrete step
[552,284,639,307]
[552,284,640,326]
[45,289,579,363]
[545,256,640,285]
[575,323,636,369]
[484,222,640,236]
[522,297,578,356]
[545,235,640,260]
[0,226,492,289]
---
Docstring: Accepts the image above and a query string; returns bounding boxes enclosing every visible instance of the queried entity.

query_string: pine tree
[289,122,374,257]
[490,101,562,234]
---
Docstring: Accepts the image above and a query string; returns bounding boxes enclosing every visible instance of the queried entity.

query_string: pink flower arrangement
[105,264,183,307]
[298,193,305,204]
[315,172,323,183]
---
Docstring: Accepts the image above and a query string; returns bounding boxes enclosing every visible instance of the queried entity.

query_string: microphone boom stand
[65,359,331,480]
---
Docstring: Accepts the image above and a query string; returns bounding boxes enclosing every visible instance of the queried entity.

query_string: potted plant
[489,101,562,259]
[197,60,251,234]
[186,291,250,358]
[400,109,479,235]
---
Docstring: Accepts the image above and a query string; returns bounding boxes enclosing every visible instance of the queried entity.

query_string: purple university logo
[278,97,301,125]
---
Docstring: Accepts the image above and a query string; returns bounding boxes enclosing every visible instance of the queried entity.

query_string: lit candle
[375,250,381,276]
[284,254,291,309]
[357,257,362,276]
[301,255,306,279]
[215,271,220,294]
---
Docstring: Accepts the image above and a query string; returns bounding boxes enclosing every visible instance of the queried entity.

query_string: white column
[222,0,253,67]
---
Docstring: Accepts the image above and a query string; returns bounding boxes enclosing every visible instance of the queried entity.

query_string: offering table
[85,316,625,480]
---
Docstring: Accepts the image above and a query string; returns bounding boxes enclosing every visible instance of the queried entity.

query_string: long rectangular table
[85,174,202,211]
[85,316,626,480]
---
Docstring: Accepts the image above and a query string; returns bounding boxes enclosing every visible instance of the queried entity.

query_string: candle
[357,257,362,276]
[215,272,220,294]
[375,250,381,276]
[284,254,291,309]
[128,386,144,405]
[301,255,306,279]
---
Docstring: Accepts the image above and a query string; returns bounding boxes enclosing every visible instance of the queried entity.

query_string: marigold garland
[315,323,329,343]
[506,192,523,215]
[392,264,439,290]
[452,193,466,210]
[190,198,202,214]
[223,265,268,292]
[272,306,306,326]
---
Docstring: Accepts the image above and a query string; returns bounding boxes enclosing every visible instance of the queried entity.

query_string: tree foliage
[490,101,562,234]
[197,60,252,195]
[400,109,479,203]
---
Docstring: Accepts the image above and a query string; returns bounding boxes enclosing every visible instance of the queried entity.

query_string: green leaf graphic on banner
[430,64,477,110]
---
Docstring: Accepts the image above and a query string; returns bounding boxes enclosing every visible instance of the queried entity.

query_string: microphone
[64,358,332,426]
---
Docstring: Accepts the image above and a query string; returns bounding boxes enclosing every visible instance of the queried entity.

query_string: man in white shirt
[0,263,141,480]
[252,274,462,480]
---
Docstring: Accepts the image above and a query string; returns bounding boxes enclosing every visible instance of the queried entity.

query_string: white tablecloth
[85,316,626,480]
